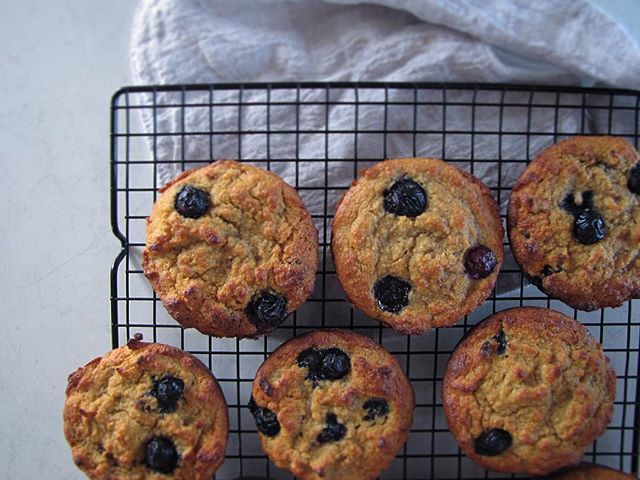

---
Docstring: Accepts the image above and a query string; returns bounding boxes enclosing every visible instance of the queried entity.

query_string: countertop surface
[1,0,639,478]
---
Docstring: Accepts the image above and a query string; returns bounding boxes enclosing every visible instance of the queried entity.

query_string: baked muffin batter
[508,136,640,310]
[332,158,504,334]
[250,329,414,480]
[443,307,616,476]
[63,336,228,479]
[143,160,318,337]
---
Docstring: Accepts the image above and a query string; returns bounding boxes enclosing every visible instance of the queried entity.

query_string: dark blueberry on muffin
[373,275,411,313]
[297,347,350,383]
[383,177,427,217]
[319,348,350,380]
[573,208,606,244]
[249,397,281,437]
[150,375,185,413]
[297,348,322,374]
[627,163,640,194]
[246,291,288,332]
[474,428,512,456]
[174,185,210,219]
[363,398,390,421]
[145,437,179,473]
[316,413,347,443]
[492,330,507,355]
[464,245,497,279]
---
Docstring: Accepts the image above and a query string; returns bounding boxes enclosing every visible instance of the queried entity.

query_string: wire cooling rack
[110,83,640,479]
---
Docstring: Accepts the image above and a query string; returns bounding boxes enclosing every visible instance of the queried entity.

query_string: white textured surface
[0,1,136,478]
[1,0,640,478]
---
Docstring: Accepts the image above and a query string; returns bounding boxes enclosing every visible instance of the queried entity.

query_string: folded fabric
[130,0,639,296]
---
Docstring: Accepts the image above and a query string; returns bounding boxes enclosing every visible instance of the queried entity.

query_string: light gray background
[0,1,638,478]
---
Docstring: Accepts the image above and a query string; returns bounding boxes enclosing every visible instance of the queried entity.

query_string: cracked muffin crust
[442,307,616,476]
[508,136,640,311]
[250,329,414,480]
[331,158,504,335]
[63,337,228,479]
[545,463,636,479]
[142,160,318,338]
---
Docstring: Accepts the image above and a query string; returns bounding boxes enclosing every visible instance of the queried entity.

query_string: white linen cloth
[130,0,640,182]
[130,0,640,296]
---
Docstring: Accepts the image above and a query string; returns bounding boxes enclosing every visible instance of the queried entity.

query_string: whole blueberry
[145,437,179,473]
[362,398,390,421]
[474,428,512,456]
[464,245,497,279]
[297,348,322,373]
[248,397,281,437]
[246,291,288,332]
[492,329,507,355]
[383,177,427,217]
[150,375,185,413]
[174,185,210,219]
[317,413,347,443]
[373,275,411,313]
[573,208,606,245]
[628,163,640,194]
[297,347,323,384]
[320,348,350,380]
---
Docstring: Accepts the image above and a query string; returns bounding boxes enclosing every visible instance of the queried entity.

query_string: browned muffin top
[143,160,318,338]
[250,329,414,480]
[508,136,640,310]
[443,307,616,476]
[332,157,504,334]
[63,338,228,480]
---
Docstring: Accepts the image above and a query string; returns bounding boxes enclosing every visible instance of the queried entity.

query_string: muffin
[249,329,414,480]
[508,136,640,310]
[442,307,616,476]
[545,463,636,479]
[331,157,504,334]
[142,160,318,338]
[63,335,228,479]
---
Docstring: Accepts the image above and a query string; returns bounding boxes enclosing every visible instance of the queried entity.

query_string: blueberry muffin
[331,158,504,335]
[508,136,640,310]
[142,160,318,338]
[442,307,616,476]
[63,336,228,479]
[545,463,636,479]
[249,329,414,480]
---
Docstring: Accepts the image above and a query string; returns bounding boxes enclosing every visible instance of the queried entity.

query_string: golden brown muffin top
[143,160,318,337]
[443,307,616,476]
[332,157,504,334]
[63,338,228,480]
[250,329,414,480]
[508,136,640,310]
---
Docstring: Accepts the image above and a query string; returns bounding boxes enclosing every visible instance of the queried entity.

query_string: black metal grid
[110,82,640,479]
